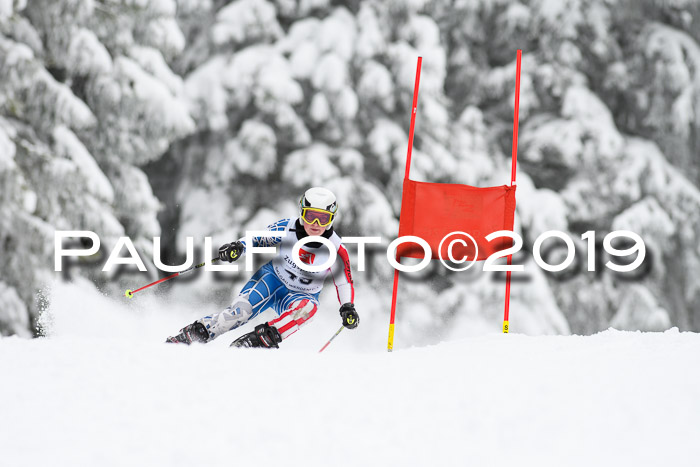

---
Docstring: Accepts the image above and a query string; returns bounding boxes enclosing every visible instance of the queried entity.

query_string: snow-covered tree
[0,0,193,335]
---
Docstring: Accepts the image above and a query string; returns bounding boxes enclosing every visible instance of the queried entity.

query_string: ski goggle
[301,207,335,227]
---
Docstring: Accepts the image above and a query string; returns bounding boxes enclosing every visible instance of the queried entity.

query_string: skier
[166,187,359,348]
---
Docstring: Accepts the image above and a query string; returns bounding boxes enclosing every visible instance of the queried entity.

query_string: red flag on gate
[388,50,521,351]
[396,180,516,261]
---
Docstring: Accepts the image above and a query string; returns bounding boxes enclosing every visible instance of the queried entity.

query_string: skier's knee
[226,298,253,322]
[287,299,318,323]
[199,298,254,339]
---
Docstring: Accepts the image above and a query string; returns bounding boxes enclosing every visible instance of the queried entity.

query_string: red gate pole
[503,49,522,334]
[388,56,422,351]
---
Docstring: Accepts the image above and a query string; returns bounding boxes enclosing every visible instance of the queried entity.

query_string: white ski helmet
[299,187,338,229]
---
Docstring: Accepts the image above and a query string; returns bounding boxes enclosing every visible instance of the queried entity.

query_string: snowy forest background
[1,0,699,345]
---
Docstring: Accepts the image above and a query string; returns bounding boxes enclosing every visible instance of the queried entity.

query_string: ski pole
[125,257,220,298]
[318,326,345,353]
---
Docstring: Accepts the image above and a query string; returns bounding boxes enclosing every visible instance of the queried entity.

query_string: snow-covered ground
[1,283,699,467]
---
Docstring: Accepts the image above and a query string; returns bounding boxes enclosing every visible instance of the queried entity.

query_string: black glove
[219,241,244,263]
[230,323,282,349]
[339,303,359,329]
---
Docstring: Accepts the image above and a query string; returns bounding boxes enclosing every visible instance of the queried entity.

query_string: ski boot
[166,321,210,344]
[230,323,282,349]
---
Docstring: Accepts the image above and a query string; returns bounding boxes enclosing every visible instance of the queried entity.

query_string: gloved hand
[219,241,244,262]
[339,303,359,329]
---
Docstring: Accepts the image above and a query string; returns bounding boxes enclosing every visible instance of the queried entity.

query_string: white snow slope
[1,284,699,467]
